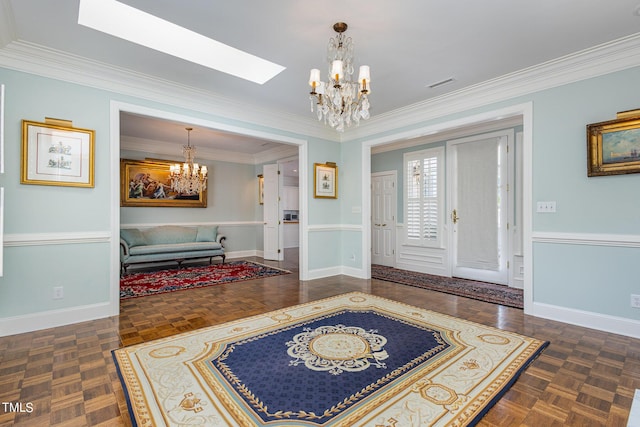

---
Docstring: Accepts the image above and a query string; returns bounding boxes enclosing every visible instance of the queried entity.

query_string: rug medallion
[113,292,548,426]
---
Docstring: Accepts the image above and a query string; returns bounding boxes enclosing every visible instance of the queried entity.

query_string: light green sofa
[120,225,226,274]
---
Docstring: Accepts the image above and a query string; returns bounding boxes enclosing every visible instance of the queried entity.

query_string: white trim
[4,231,111,246]
[305,265,365,281]
[0,302,113,338]
[532,231,640,247]
[532,302,640,340]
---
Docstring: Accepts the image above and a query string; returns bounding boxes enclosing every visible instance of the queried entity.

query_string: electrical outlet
[536,201,557,213]
[53,286,64,300]
[631,294,640,308]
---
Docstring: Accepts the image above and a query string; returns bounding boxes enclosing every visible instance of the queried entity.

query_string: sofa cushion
[129,242,222,256]
[143,225,198,245]
[120,229,147,247]
[196,225,218,242]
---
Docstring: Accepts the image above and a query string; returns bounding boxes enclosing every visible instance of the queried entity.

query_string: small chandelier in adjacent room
[169,127,208,195]
[308,22,371,132]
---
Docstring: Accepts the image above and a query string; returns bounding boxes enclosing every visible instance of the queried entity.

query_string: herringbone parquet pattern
[1,252,638,426]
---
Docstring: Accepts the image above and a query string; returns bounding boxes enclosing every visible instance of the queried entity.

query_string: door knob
[451,209,460,224]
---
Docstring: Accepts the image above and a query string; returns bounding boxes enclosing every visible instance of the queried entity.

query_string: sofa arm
[217,235,226,247]
[120,238,130,258]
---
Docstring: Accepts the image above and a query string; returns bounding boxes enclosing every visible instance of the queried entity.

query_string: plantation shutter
[404,147,443,247]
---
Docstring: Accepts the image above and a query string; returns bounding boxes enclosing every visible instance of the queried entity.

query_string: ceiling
[3,0,640,155]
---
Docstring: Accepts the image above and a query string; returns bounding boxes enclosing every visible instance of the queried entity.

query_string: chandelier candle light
[308,22,371,132]
[169,127,207,195]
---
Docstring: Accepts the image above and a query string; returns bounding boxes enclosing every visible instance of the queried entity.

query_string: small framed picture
[587,111,640,176]
[21,119,95,187]
[314,162,338,199]
[257,174,264,204]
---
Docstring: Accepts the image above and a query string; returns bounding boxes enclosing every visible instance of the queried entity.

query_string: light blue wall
[343,66,640,322]
[0,67,339,325]
[2,61,639,329]
[531,70,640,234]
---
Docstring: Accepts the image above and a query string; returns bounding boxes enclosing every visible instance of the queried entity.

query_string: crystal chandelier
[308,22,371,132]
[169,127,208,195]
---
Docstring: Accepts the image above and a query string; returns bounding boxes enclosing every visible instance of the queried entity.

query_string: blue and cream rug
[113,292,548,426]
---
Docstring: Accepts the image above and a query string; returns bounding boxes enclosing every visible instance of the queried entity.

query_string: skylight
[77,0,285,84]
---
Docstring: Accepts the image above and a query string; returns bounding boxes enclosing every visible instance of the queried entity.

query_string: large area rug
[372,264,524,309]
[113,292,547,426]
[120,260,290,299]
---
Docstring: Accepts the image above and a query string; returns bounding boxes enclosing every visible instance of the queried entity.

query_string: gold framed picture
[314,162,338,199]
[257,174,264,204]
[120,158,207,207]
[21,119,95,187]
[587,111,640,176]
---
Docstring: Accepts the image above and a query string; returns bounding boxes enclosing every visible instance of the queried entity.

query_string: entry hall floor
[0,255,638,426]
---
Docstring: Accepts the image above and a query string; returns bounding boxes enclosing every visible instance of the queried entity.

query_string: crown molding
[2,31,640,145]
[0,40,340,142]
[343,32,640,142]
[121,135,298,165]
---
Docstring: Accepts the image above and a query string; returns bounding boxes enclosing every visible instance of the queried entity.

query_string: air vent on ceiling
[427,77,455,89]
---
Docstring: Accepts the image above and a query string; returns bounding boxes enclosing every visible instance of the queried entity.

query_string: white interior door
[263,163,283,261]
[371,171,396,267]
[448,133,509,284]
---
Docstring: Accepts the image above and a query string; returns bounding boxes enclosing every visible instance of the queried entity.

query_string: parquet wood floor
[1,251,638,426]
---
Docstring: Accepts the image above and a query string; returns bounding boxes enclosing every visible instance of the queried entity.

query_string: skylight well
[77,0,285,84]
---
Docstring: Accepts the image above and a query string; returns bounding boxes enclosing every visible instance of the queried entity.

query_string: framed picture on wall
[120,158,207,207]
[314,162,338,199]
[0,84,4,174]
[257,174,264,204]
[21,119,95,187]
[587,111,640,176]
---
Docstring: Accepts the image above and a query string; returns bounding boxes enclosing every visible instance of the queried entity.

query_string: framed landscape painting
[587,112,640,176]
[120,158,207,207]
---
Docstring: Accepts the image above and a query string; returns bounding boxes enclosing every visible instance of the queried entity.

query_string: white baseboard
[306,265,366,280]
[0,302,113,338]
[306,266,344,280]
[341,266,366,279]
[533,302,640,340]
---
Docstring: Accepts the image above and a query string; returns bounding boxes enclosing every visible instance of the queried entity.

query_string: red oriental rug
[120,260,290,299]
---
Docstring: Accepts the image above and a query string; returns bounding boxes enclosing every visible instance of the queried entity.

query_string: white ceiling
[2,0,640,155]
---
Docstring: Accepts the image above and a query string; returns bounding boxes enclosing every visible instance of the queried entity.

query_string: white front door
[371,171,397,267]
[448,132,510,284]
[263,164,283,261]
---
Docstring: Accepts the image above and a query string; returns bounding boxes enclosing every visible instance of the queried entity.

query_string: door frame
[110,101,309,318]
[361,102,533,314]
